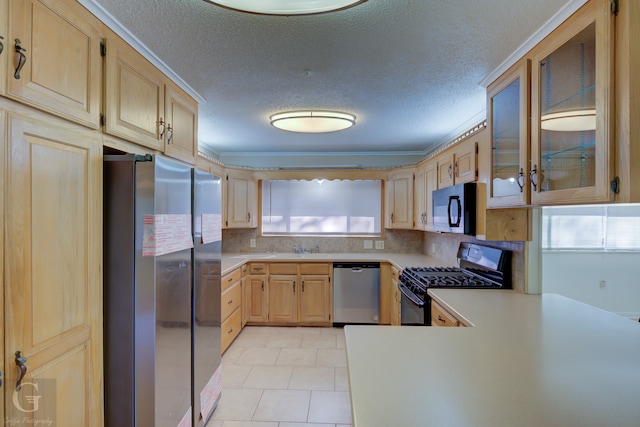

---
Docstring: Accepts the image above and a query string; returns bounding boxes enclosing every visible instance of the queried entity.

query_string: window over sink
[261,179,382,236]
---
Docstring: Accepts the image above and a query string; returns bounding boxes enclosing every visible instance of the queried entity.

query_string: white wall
[542,251,640,319]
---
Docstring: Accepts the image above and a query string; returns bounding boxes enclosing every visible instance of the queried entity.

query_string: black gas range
[398,242,511,325]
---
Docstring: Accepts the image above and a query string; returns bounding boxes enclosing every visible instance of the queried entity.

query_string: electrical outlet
[250,238,256,248]
[375,240,384,250]
[599,280,606,288]
[364,240,373,249]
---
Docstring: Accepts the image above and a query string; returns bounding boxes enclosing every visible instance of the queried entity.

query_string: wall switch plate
[375,240,384,250]
[250,238,256,248]
[364,240,373,249]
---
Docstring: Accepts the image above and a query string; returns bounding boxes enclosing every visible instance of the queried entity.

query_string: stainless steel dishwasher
[333,262,380,324]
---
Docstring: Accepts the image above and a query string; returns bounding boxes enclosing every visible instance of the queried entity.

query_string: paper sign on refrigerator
[142,214,193,256]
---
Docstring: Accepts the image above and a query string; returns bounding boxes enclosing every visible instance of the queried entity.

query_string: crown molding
[77,0,206,104]
[479,0,588,87]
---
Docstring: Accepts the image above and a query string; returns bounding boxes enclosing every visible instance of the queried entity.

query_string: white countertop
[221,252,446,275]
[344,289,640,427]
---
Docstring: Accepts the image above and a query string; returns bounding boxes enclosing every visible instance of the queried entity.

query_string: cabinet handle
[437,315,446,324]
[14,351,27,391]
[227,328,233,334]
[227,299,233,305]
[516,168,525,192]
[13,39,27,80]
[454,161,459,177]
[302,281,305,292]
[227,277,233,282]
[247,212,251,222]
[166,124,173,144]
[293,280,296,292]
[261,280,264,291]
[0,35,4,55]
[390,213,394,224]
[447,164,452,179]
[529,165,539,192]
[158,118,166,137]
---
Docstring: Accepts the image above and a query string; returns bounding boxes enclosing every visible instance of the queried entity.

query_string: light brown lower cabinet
[380,263,401,326]
[431,300,460,327]
[221,267,242,352]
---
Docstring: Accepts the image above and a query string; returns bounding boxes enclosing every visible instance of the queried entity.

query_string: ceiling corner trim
[77,0,206,104]
[479,0,589,87]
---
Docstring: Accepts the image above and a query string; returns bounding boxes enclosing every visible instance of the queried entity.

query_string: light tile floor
[209,326,352,427]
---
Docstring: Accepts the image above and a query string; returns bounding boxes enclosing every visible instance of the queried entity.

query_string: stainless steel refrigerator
[104,154,222,427]
[191,168,222,426]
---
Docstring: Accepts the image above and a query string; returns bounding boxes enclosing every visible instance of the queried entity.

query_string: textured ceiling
[85,0,577,167]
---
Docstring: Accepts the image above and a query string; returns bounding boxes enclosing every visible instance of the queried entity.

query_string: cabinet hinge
[610,0,619,15]
[100,42,106,57]
[611,176,620,194]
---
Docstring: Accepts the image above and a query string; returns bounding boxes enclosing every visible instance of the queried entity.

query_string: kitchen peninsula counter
[344,289,640,427]
[221,252,444,275]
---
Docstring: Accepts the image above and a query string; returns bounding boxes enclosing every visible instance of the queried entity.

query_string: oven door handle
[398,283,424,307]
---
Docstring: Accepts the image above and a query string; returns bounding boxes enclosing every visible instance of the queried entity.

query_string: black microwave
[432,182,476,235]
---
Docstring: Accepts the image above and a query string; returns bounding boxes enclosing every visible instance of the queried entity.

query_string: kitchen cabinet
[221,267,242,352]
[414,160,437,230]
[431,300,460,327]
[241,263,249,327]
[390,266,401,326]
[0,0,9,95]
[226,171,258,228]
[299,263,332,324]
[380,263,401,325]
[163,83,198,164]
[436,138,478,189]
[2,103,103,425]
[530,0,614,205]
[247,263,269,323]
[386,169,414,229]
[4,0,102,128]
[487,59,531,207]
[104,32,198,164]
[268,263,298,324]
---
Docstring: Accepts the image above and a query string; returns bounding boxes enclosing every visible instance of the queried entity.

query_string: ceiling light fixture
[205,0,367,16]
[270,111,356,133]
[540,109,596,132]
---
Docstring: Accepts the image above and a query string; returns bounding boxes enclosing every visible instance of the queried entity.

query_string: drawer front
[269,263,298,275]
[431,301,459,327]
[222,267,242,291]
[221,307,241,353]
[249,263,267,275]
[300,263,330,275]
[221,281,242,320]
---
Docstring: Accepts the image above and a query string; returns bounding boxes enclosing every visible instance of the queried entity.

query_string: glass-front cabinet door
[530,0,614,204]
[487,59,530,207]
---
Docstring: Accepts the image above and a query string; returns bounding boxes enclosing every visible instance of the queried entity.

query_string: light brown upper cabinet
[0,0,7,95]
[437,138,478,189]
[487,60,531,207]
[530,0,614,205]
[225,171,258,228]
[164,83,198,164]
[414,160,437,231]
[4,0,102,128]
[386,170,414,229]
[104,35,198,164]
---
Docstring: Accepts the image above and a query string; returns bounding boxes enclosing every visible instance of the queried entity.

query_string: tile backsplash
[222,229,423,254]
[222,228,525,292]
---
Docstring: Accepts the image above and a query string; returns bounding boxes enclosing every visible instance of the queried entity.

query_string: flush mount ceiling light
[541,109,596,132]
[205,0,367,16]
[270,111,356,133]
